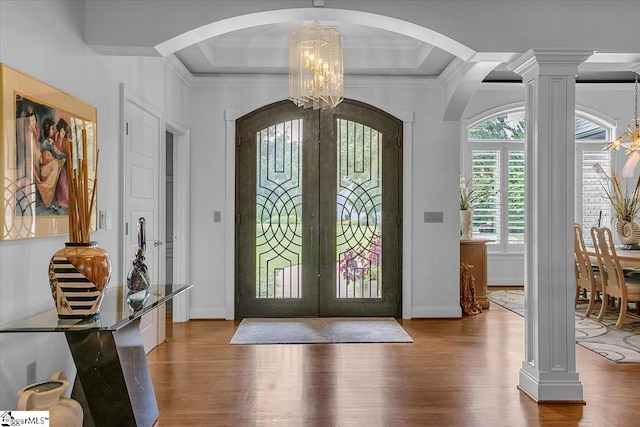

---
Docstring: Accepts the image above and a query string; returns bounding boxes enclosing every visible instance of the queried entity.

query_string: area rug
[489,289,640,363]
[230,317,413,344]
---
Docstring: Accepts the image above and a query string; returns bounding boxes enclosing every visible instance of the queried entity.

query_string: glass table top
[0,284,192,333]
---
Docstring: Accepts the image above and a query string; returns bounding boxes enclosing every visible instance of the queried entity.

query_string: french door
[236,99,402,318]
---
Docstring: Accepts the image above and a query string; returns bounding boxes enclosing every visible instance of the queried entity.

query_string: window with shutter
[465,110,612,253]
[468,111,525,251]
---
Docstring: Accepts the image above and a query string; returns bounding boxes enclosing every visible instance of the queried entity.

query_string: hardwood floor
[147,303,640,426]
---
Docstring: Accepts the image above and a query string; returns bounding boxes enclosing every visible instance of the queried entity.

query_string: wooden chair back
[590,226,626,301]
[589,226,640,328]
[574,223,600,316]
[574,224,595,285]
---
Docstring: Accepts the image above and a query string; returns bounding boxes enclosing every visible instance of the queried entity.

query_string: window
[467,111,525,250]
[465,109,612,252]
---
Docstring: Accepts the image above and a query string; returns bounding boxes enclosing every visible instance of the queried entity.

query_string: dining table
[587,246,640,269]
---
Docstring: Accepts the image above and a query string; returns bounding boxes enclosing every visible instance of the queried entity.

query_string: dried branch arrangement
[64,129,99,243]
[594,163,640,221]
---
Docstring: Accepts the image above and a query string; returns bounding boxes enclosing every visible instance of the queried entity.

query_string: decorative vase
[127,217,150,292]
[48,242,112,318]
[16,371,83,427]
[615,219,640,245]
[460,209,473,239]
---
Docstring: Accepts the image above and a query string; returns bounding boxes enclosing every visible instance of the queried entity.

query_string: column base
[518,364,584,403]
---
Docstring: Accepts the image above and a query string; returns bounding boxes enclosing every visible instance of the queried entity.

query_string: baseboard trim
[411,306,461,318]
[189,308,227,319]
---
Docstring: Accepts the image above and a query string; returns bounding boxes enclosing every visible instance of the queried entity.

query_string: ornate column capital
[507,49,594,80]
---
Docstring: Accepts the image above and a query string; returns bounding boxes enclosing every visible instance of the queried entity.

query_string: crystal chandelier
[604,74,640,176]
[289,21,343,110]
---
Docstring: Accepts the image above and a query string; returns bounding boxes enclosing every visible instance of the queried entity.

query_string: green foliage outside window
[469,114,525,140]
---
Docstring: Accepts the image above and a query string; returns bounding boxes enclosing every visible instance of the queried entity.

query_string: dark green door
[236,99,402,318]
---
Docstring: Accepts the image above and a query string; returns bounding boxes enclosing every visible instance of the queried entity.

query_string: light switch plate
[105,211,112,230]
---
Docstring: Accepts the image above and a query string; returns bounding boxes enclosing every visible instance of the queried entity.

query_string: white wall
[0,0,188,409]
[186,76,461,319]
[462,82,637,286]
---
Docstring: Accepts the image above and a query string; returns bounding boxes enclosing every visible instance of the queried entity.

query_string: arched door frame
[224,90,414,319]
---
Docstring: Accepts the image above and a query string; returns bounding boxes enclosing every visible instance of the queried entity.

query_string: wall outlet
[213,211,222,222]
[27,361,36,384]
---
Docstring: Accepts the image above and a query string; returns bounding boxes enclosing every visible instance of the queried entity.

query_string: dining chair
[574,223,601,317]
[590,226,640,329]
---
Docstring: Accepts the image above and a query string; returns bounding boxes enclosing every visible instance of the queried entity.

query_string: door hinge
[126,122,129,136]
[237,136,242,147]
[235,214,242,225]
[397,137,401,148]
[397,215,402,226]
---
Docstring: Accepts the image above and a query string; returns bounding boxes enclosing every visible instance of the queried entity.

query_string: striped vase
[48,242,112,318]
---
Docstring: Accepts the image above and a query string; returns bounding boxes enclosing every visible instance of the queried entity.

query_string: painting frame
[0,63,98,241]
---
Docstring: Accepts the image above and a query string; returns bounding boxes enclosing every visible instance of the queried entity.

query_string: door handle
[323,227,328,268]
[310,227,315,268]
[153,240,163,247]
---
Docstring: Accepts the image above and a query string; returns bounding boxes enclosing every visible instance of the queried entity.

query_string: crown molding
[164,54,194,85]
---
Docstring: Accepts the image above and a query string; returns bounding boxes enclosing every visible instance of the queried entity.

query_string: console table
[0,283,192,427]
[460,239,491,309]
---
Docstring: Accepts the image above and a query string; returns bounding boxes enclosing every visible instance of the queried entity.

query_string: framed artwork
[0,63,98,241]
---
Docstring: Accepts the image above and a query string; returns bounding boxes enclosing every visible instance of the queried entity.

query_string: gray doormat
[230,317,414,344]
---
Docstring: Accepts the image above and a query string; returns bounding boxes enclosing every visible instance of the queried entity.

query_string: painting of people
[1,63,98,240]
[15,94,93,217]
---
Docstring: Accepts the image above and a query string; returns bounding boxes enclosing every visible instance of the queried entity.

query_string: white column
[508,49,593,402]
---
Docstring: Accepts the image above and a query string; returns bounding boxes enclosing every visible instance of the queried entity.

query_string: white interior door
[166,120,191,323]
[122,87,165,353]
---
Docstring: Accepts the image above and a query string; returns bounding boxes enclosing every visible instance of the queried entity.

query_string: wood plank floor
[147,303,640,426]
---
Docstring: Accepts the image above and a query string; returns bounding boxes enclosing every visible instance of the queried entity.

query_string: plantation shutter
[580,150,611,240]
[507,150,525,245]
[471,149,501,244]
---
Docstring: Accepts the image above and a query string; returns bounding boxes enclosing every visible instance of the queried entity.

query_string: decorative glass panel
[255,120,303,298]
[471,150,501,243]
[336,119,382,298]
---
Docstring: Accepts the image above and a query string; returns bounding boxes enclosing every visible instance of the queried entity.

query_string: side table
[0,284,192,427]
[460,239,491,309]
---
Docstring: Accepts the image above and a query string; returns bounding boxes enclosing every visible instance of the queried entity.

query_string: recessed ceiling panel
[174,21,456,77]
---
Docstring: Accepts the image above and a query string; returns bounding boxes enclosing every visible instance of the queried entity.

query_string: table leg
[66,318,159,427]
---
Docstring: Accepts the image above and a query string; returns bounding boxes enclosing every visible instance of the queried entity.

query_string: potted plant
[459,175,498,239]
